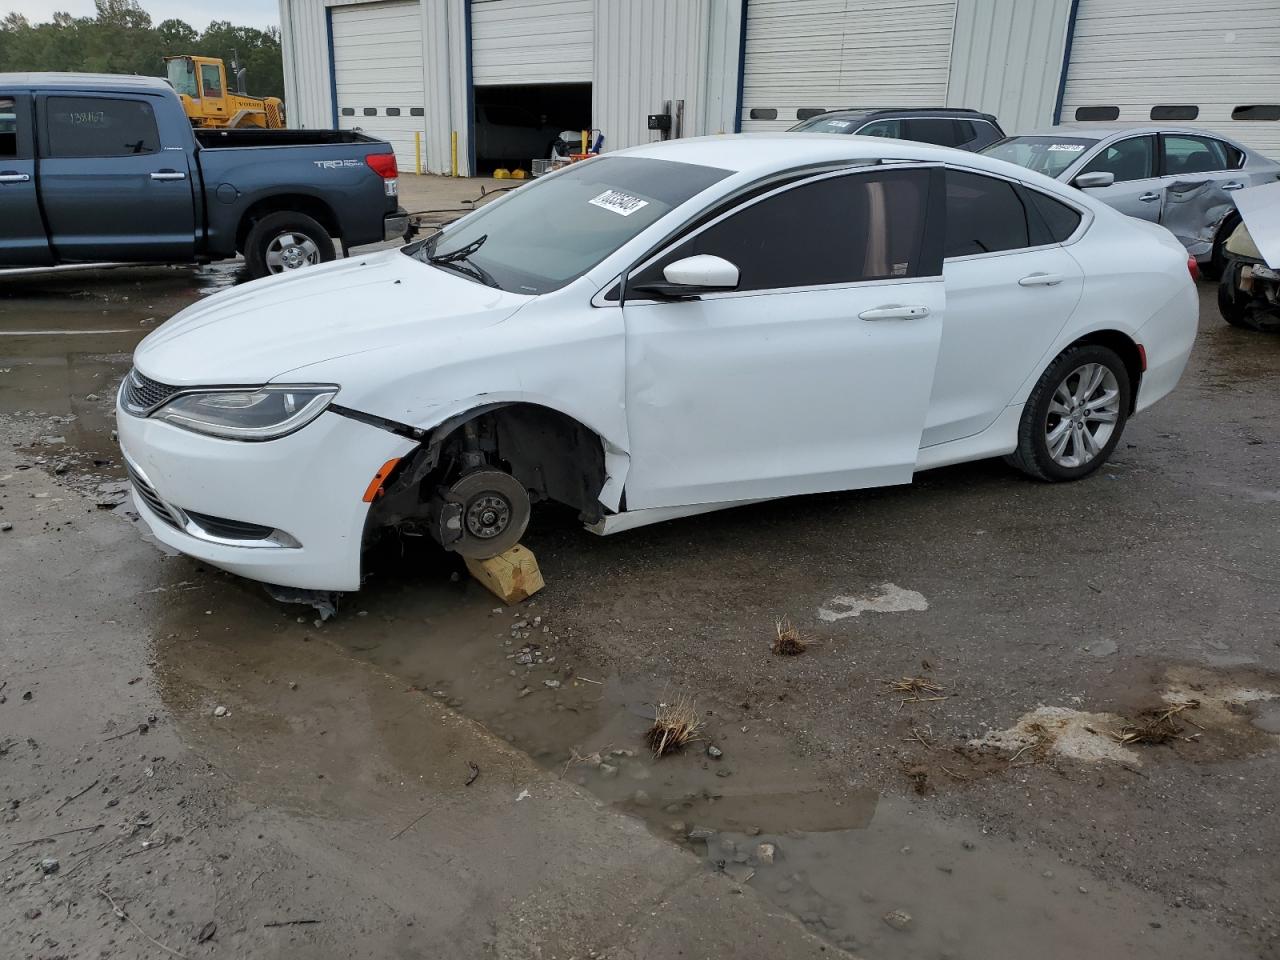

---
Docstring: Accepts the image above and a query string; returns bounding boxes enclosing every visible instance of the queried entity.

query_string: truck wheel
[244,211,335,279]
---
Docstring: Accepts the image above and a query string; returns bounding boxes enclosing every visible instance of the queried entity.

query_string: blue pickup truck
[0,73,409,278]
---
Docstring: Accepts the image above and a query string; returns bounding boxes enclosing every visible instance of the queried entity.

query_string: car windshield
[407,156,731,294]
[980,136,1100,178]
[789,115,860,134]
[166,59,198,98]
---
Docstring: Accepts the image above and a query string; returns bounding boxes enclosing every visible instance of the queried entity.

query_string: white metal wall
[740,0,958,132]
[471,0,593,85]
[331,0,425,169]
[947,0,1071,133]
[593,0,714,151]
[279,0,336,128]
[1061,0,1280,157]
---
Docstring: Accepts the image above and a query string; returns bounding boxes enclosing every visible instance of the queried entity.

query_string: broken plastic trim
[330,403,426,441]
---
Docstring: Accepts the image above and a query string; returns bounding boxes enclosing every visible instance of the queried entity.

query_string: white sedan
[118,135,1198,591]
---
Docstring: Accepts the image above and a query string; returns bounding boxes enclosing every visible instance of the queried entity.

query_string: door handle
[1018,273,1064,287]
[0,172,31,184]
[858,304,930,321]
[1222,181,1245,191]
[1138,192,1160,202]
[150,171,187,181]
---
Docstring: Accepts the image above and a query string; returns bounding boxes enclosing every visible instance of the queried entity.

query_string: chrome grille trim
[121,368,180,416]
[125,460,184,531]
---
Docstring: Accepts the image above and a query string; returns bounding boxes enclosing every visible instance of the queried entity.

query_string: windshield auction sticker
[589,190,650,216]
[1047,143,1087,151]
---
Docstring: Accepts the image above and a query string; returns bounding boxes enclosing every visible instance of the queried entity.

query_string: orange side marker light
[362,458,402,503]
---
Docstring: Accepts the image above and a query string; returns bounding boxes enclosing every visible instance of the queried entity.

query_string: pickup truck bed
[0,72,409,278]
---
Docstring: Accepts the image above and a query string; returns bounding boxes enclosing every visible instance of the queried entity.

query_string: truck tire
[244,211,336,279]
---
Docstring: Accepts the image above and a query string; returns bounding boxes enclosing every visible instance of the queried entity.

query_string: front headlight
[154,386,338,441]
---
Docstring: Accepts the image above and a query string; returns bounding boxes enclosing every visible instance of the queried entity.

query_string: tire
[1006,344,1131,482]
[1203,212,1241,282]
[1218,261,1255,328]
[445,469,531,559]
[243,211,335,280]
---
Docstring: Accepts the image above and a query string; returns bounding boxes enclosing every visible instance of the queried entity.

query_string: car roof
[806,107,999,122]
[1015,124,1239,141]
[0,72,172,93]
[619,133,1067,189]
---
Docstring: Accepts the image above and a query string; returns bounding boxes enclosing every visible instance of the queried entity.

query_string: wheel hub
[465,493,511,539]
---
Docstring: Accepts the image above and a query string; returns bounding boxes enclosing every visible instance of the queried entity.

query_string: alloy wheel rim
[264,233,320,273]
[1045,362,1120,468]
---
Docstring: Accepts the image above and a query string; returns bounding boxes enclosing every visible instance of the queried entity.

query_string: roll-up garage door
[472,0,594,85]
[1060,0,1280,159]
[331,0,425,170]
[740,0,958,132]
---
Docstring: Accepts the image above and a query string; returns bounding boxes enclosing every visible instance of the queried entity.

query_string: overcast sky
[2,0,278,29]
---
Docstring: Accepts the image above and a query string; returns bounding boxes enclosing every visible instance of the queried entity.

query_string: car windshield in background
[981,136,1100,178]
[789,116,860,134]
[409,156,731,295]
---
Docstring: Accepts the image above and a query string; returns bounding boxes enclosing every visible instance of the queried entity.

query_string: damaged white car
[118,136,1198,591]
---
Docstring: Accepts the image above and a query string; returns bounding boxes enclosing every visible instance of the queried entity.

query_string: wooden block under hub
[464,544,545,603]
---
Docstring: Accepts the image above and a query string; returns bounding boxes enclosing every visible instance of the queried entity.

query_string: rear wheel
[1006,344,1131,482]
[244,211,336,279]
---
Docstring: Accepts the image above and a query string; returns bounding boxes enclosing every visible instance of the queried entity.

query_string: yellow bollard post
[580,129,588,155]
[414,131,422,175]
[451,130,458,177]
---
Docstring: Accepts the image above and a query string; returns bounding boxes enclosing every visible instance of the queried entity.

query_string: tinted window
[199,64,222,97]
[0,97,16,158]
[1025,190,1083,244]
[856,118,902,138]
[363,108,377,116]
[46,97,159,158]
[1081,136,1154,182]
[416,156,731,295]
[1075,106,1119,121]
[905,118,965,147]
[943,171,1028,257]
[1162,135,1231,174]
[386,107,401,116]
[340,107,355,116]
[749,108,778,121]
[796,108,826,121]
[954,120,976,144]
[1151,105,1198,120]
[637,169,934,292]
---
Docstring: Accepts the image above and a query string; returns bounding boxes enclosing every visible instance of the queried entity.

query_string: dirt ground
[1,242,1278,959]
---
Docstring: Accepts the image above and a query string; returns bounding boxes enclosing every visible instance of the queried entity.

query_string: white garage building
[278,0,1280,176]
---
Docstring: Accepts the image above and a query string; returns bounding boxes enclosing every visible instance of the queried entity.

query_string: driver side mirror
[1073,171,1114,189]
[630,254,740,300]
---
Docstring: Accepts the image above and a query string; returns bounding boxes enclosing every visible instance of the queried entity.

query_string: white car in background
[982,127,1280,277]
[118,135,1198,591]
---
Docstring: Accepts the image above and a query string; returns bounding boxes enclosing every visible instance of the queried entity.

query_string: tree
[0,3,284,104]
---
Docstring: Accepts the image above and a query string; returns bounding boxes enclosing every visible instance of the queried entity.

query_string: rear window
[980,137,1098,179]
[45,96,159,158]
[789,115,861,134]
[0,97,16,158]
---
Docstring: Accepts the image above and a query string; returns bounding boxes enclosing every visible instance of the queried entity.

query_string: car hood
[133,249,530,387]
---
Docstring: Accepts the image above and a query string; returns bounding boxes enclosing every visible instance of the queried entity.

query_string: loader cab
[164,56,228,123]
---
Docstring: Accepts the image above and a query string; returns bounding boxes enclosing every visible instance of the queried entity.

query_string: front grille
[185,510,274,541]
[125,461,183,531]
[121,368,179,415]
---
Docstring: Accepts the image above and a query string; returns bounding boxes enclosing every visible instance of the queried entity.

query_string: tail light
[366,153,399,198]
[1187,255,1200,282]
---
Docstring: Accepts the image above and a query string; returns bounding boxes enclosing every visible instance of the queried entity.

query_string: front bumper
[117,402,415,591]
[385,207,413,242]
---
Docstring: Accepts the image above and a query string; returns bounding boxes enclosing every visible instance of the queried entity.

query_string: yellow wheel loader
[164,53,285,129]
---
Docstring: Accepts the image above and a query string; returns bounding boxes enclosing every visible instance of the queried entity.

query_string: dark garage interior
[472,82,592,174]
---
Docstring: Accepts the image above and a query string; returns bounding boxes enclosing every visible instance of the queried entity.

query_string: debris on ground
[39,856,60,875]
[262,584,339,620]
[880,676,947,704]
[212,705,228,718]
[771,619,811,657]
[646,695,702,757]
[883,908,913,931]
[971,706,1139,766]
[755,842,776,865]
[1114,701,1202,745]
[465,761,480,786]
[706,744,723,759]
[818,583,928,622]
